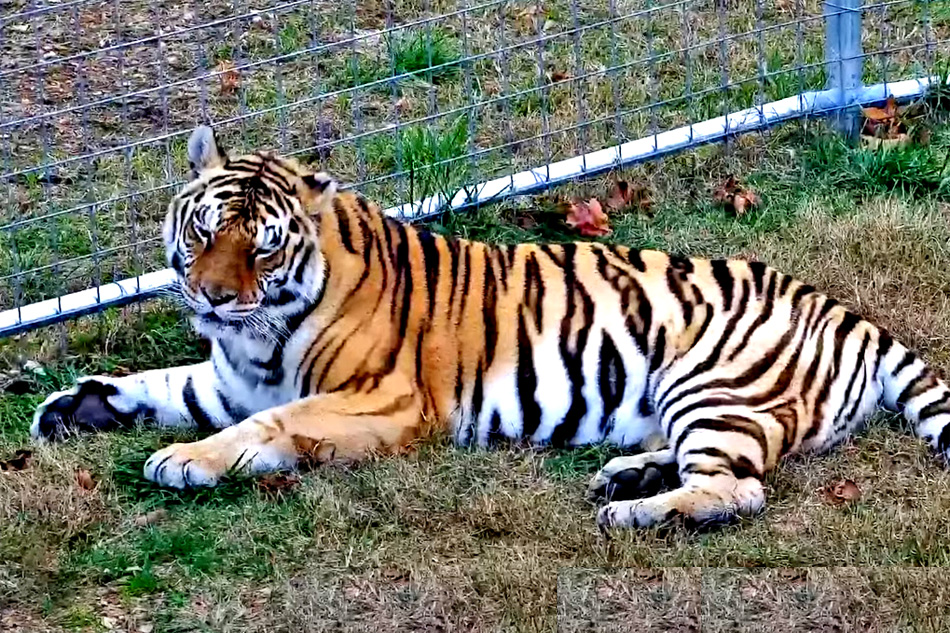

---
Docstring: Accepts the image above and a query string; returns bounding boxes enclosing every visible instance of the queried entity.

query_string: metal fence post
[824,0,864,140]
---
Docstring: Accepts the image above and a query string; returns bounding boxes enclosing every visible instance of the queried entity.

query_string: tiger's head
[164,126,335,330]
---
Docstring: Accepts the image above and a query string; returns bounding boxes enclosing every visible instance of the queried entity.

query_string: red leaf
[565,198,611,237]
[605,179,652,213]
[258,473,301,498]
[713,175,759,217]
[75,468,96,491]
[819,479,861,505]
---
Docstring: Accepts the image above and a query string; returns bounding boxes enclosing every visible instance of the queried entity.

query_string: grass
[2,115,950,630]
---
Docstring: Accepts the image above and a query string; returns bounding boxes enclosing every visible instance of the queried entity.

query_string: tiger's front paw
[143,428,298,489]
[143,442,229,489]
[31,377,137,441]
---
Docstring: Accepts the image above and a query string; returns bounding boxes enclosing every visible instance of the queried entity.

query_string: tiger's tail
[876,332,950,458]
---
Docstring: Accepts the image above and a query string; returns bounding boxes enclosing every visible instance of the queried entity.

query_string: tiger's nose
[200,284,238,307]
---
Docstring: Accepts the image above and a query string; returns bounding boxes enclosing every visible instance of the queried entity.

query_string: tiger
[30,125,950,530]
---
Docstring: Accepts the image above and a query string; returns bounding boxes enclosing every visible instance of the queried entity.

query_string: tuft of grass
[389,27,462,83]
[367,115,471,203]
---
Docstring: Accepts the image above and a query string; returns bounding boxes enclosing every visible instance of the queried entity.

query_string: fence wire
[0,0,944,334]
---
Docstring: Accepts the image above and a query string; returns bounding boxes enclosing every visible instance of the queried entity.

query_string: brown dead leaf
[394,96,411,113]
[861,95,912,139]
[514,213,538,229]
[565,198,611,237]
[0,449,32,472]
[257,473,301,498]
[819,479,861,505]
[861,95,898,122]
[216,60,240,96]
[605,179,652,214]
[713,175,759,217]
[548,70,571,83]
[75,468,96,491]
[133,508,168,527]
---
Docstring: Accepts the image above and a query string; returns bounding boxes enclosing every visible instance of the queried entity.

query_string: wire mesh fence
[0,0,945,335]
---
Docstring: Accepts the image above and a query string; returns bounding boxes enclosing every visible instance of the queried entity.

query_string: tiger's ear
[297,171,337,215]
[187,125,226,179]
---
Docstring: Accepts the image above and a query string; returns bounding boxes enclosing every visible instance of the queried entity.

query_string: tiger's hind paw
[587,449,678,502]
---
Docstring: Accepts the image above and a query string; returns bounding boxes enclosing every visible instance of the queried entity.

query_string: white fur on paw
[143,441,297,489]
[597,500,650,530]
[144,444,222,489]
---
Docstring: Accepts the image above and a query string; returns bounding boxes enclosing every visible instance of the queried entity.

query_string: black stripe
[487,410,504,446]
[661,306,805,421]
[710,260,734,309]
[938,424,950,452]
[524,252,545,333]
[334,203,358,254]
[666,266,692,326]
[417,228,441,316]
[778,274,793,296]
[551,246,592,446]
[483,251,499,369]
[183,376,216,431]
[873,329,893,378]
[897,371,933,409]
[749,261,766,296]
[892,349,916,377]
[727,269,777,361]
[919,392,950,420]
[517,311,543,439]
[459,244,473,319]
[789,283,815,306]
[674,415,769,460]
[650,325,667,374]
[293,244,314,285]
[598,333,626,433]
[833,332,871,427]
[627,249,646,272]
[216,388,250,422]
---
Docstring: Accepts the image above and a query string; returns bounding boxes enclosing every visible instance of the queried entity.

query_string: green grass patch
[389,27,462,83]
[366,115,471,201]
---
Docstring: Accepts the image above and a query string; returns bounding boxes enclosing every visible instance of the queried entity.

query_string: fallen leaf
[257,473,300,497]
[133,508,168,527]
[0,449,32,471]
[713,175,759,217]
[548,70,571,83]
[605,179,652,214]
[861,95,910,139]
[216,60,240,95]
[819,479,861,505]
[565,198,611,237]
[512,212,539,229]
[861,95,898,121]
[394,96,411,113]
[76,468,97,491]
